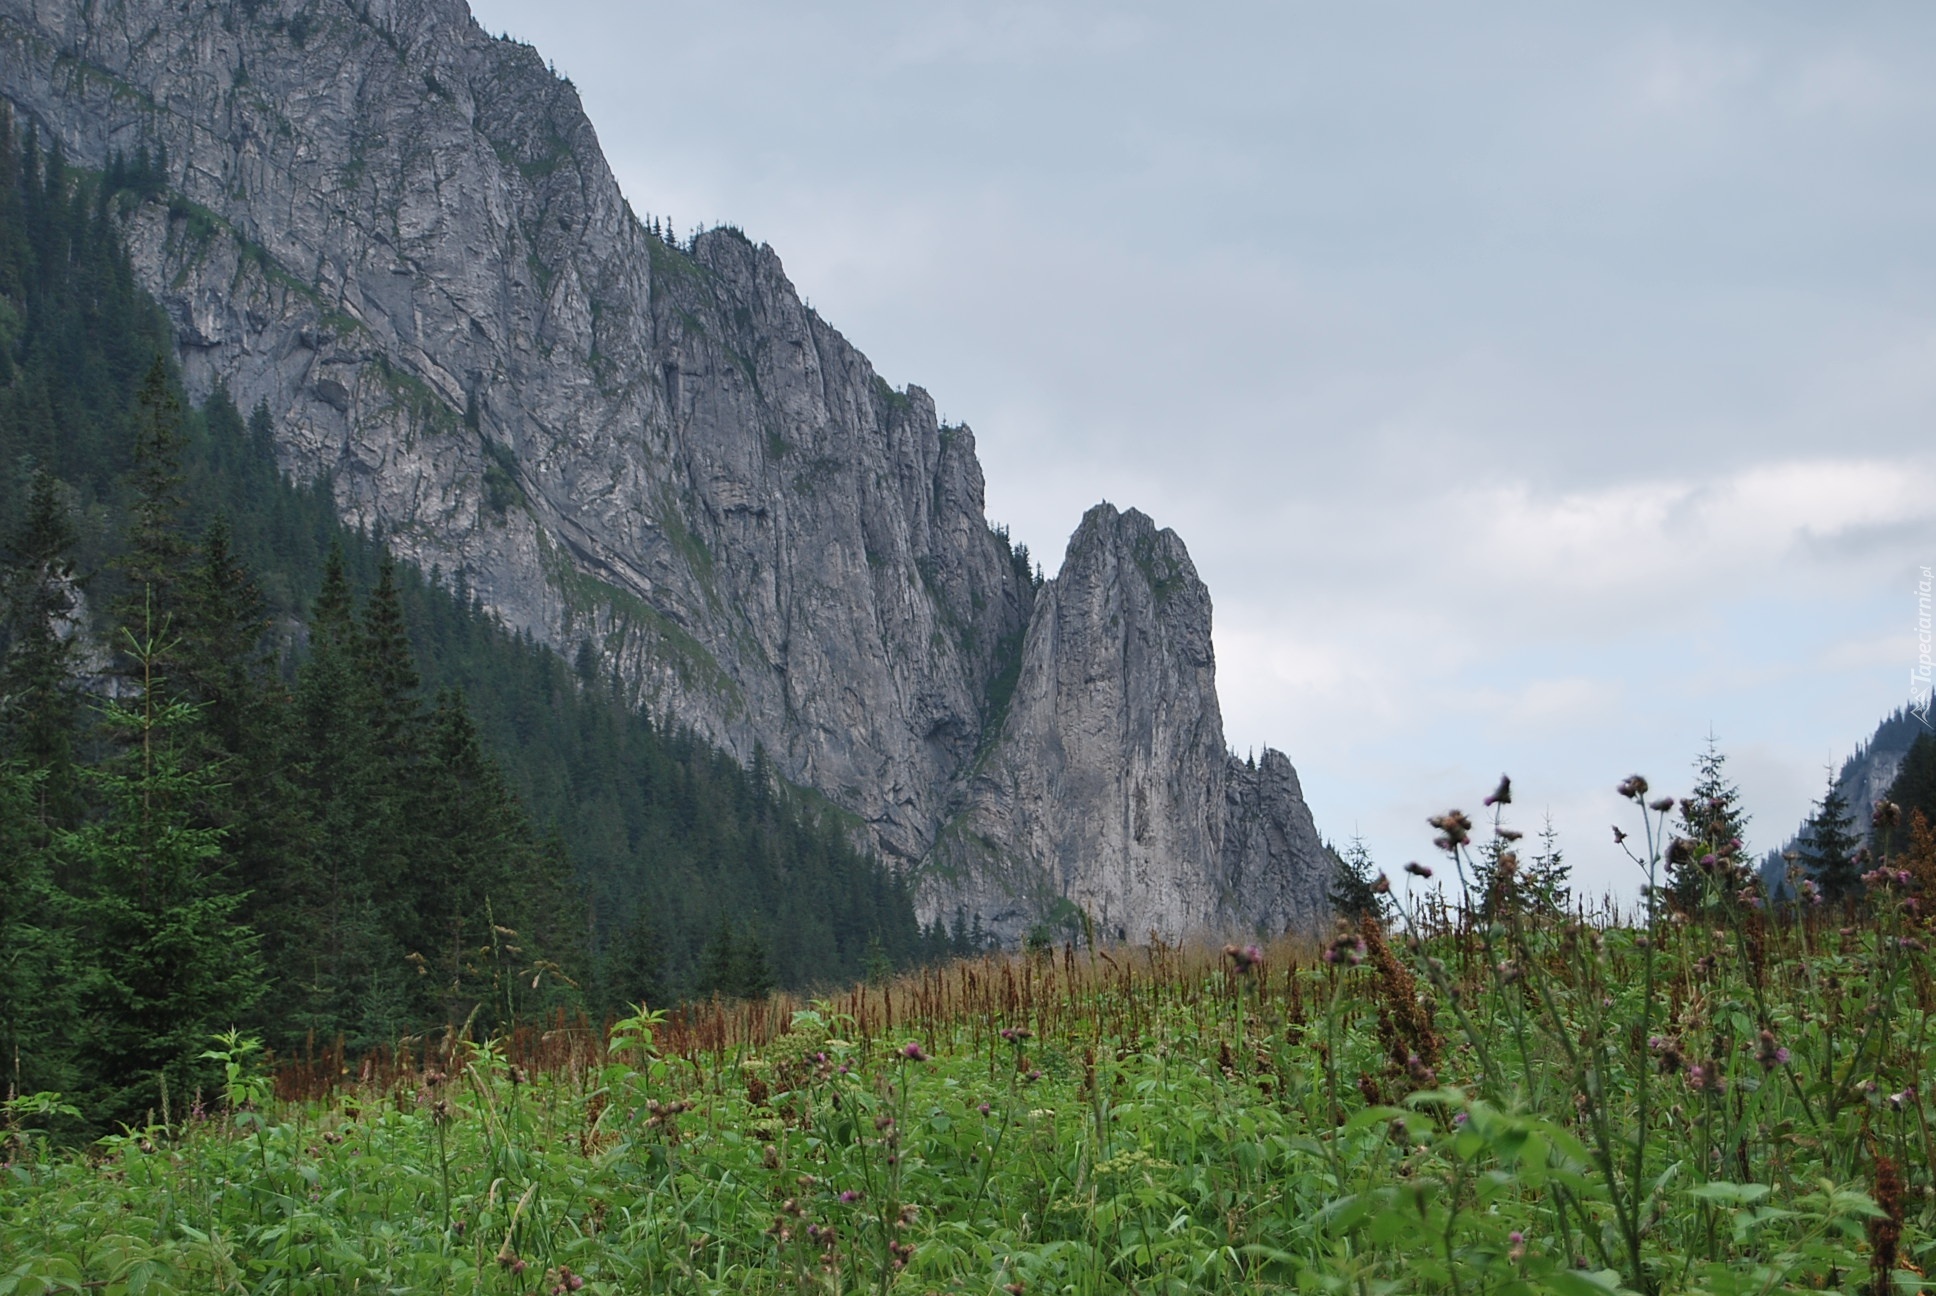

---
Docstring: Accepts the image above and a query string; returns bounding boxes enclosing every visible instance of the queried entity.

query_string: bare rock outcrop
[0,0,1330,941]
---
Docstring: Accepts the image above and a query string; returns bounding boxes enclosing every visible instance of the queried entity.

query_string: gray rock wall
[0,0,1331,941]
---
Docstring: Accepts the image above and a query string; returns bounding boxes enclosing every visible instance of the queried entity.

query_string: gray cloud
[471,0,1936,900]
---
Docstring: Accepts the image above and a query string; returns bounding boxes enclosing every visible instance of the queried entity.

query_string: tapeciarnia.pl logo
[1914,565,1933,729]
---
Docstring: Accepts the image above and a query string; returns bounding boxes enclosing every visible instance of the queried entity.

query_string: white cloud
[469,0,1936,901]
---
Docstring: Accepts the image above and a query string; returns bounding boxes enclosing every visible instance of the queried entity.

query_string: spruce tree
[0,760,78,1104]
[1521,816,1571,916]
[288,545,397,1046]
[115,357,193,633]
[1886,734,1936,845]
[64,617,262,1128]
[0,470,84,826]
[1799,769,1863,907]
[1670,735,1752,912]
[1328,837,1388,921]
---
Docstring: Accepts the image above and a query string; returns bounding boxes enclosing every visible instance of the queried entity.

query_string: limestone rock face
[934,506,1331,942]
[0,0,1331,940]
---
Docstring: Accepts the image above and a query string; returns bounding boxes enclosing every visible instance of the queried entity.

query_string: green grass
[4,794,1933,1294]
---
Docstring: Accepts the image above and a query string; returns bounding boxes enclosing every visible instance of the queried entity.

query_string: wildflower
[1405,1053,1438,1089]
[977,1102,991,1116]
[1484,775,1512,807]
[1611,826,1627,845]
[1498,827,1524,841]
[1617,775,1649,801]
[1754,1030,1790,1071]
[1649,796,1676,813]
[1508,1231,1526,1263]
[1428,810,1473,848]
[1372,873,1392,894]
[1324,925,1367,967]
[1224,943,1264,974]
[1496,959,1522,984]
[900,1042,929,1062]
[1650,1035,1685,1074]
[1889,1088,1915,1111]
[1405,860,1433,879]
[1875,800,1902,830]
[839,1190,861,1203]
[998,1026,1033,1043]
[1686,1061,1726,1095]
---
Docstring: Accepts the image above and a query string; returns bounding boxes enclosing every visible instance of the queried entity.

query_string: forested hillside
[0,121,955,1131]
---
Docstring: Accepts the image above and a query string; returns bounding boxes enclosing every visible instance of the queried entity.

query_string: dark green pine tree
[1670,735,1752,912]
[1799,769,1863,907]
[0,760,78,1105]
[695,919,736,999]
[414,689,574,1027]
[601,902,669,1017]
[1885,733,1936,845]
[114,356,195,637]
[1521,816,1571,917]
[731,926,775,1000]
[0,469,86,828]
[63,623,263,1129]
[289,545,406,1047]
[174,516,316,1029]
[1328,837,1388,921]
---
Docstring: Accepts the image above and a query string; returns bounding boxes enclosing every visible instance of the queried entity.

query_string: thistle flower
[1372,873,1392,894]
[900,1042,928,1062]
[1754,1029,1790,1071]
[1617,775,1649,801]
[1649,796,1676,813]
[1323,924,1367,967]
[1686,1061,1726,1095]
[1875,800,1903,830]
[1224,943,1265,974]
[1404,860,1433,879]
[1484,775,1512,807]
[1428,810,1473,847]
[1611,826,1627,845]
[1405,1053,1438,1089]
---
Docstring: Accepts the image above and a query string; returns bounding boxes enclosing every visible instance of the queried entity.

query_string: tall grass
[2,784,1931,1294]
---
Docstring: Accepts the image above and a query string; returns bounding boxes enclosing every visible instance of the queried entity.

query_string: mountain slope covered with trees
[0,124,950,1130]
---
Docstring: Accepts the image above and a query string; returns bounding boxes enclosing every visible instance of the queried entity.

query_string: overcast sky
[467,0,1936,900]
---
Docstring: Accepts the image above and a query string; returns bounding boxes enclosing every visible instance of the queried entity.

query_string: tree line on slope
[0,119,969,1132]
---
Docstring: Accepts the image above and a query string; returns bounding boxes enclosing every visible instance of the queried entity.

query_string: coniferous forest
[0,123,959,1131]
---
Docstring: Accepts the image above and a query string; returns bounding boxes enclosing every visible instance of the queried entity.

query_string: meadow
[2,790,1932,1295]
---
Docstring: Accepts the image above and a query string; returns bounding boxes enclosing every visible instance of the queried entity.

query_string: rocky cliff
[0,0,1332,941]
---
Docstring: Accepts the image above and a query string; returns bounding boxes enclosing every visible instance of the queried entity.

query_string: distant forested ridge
[0,120,963,1131]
